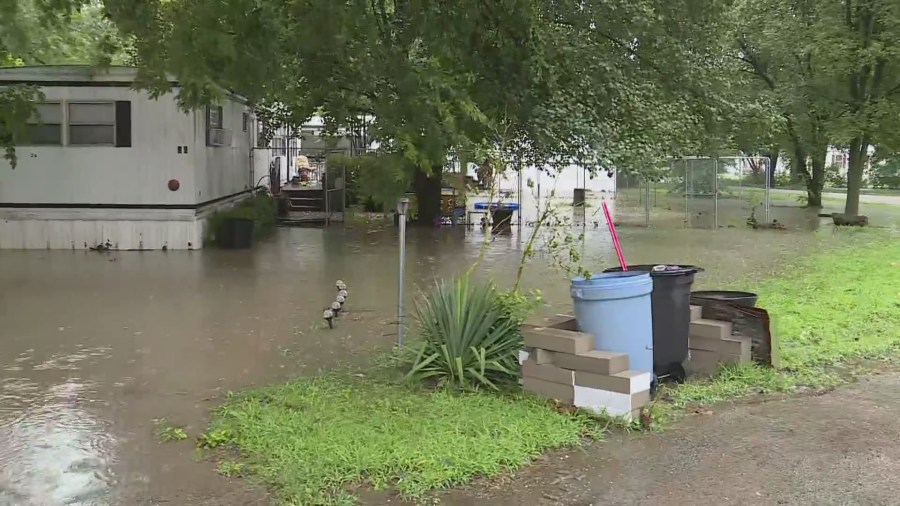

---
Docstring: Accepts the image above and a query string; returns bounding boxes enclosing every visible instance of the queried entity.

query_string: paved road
[437,374,900,506]
[772,188,900,206]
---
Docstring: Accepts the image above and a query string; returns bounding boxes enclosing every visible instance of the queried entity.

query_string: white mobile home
[0,66,256,250]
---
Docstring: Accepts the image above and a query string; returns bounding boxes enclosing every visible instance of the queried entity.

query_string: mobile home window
[22,103,63,145]
[207,106,223,130]
[68,102,116,145]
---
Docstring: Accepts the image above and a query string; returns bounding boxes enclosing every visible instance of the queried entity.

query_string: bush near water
[205,193,278,246]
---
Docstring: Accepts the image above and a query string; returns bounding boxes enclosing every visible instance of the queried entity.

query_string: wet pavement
[0,199,896,505]
[438,374,900,506]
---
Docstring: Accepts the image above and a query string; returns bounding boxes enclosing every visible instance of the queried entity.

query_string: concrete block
[688,335,722,352]
[574,386,651,418]
[574,370,652,394]
[688,348,725,367]
[523,376,575,403]
[533,348,555,365]
[552,350,629,376]
[524,314,576,331]
[689,334,751,362]
[689,318,733,340]
[522,359,574,385]
[722,335,752,361]
[518,349,531,366]
[687,348,747,373]
[690,305,703,321]
[522,326,592,355]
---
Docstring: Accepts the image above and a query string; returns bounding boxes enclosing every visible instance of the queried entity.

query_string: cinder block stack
[687,305,752,375]
[519,316,652,419]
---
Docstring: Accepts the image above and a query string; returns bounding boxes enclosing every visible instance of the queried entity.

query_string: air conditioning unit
[208,128,233,146]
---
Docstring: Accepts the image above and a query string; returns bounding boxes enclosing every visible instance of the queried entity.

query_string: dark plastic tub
[491,209,514,234]
[603,264,703,381]
[220,217,254,249]
[691,290,758,308]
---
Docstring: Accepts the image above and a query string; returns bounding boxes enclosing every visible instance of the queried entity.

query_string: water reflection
[0,379,114,506]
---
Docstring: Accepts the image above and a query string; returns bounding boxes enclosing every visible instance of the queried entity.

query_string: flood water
[0,198,895,505]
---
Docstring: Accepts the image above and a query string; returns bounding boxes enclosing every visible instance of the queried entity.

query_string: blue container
[570,271,654,373]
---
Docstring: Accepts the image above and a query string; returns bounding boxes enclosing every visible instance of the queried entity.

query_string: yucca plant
[405,276,523,390]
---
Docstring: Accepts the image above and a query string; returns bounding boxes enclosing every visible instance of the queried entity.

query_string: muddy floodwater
[0,200,894,505]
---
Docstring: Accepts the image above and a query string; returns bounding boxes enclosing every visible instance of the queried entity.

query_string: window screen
[22,103,63,145]
[68,102,116,145]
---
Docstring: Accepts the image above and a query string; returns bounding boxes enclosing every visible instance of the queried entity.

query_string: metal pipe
[764,159,771,223]
[714,158,719,229]
[517,166,523,243]
[397,197,410,348]
[644,178,650,227]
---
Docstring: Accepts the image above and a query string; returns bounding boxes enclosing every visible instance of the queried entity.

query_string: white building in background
[0,66,258,250]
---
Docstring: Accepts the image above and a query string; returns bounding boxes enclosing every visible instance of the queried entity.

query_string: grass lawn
[659,228,900,412]
[203,229,899,504]
[202,377,602,505]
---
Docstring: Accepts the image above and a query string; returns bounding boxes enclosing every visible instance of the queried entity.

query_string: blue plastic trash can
[570,271,654,374]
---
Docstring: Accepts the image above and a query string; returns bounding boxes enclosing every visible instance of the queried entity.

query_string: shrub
[205,193,278,245]
[825,164,846,187]
[774,172,793,187]
[325,153,361,205]
[406,277,524,390]
[871,157,900,189]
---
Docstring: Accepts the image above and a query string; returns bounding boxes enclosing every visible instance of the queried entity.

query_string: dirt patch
[428,373,900,506]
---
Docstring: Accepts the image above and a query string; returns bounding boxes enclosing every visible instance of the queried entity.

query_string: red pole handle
[602,200,627,271]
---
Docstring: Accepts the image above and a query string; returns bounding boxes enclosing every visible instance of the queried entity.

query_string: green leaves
[405,277,523,390]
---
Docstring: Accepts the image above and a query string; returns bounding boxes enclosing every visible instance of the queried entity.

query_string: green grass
[154,418,189,442]
[204,376,602,504]
[658,229,900,414]
[206,229,900,502]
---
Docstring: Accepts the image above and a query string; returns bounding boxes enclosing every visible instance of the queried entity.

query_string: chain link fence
[613,157,773,229]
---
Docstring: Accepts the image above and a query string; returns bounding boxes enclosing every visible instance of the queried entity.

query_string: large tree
[1,0,128,167]
[731,0,900,215]
[731,0,836,207]
[98,0,728,223]
[818,0,900,217]
[2,0,738,220]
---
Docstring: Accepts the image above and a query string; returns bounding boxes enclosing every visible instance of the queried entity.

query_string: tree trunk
[844,137,868,217]
[790,143,808,182]
[807,158,824,208]
[413,165,443,226]
[806,145,827,208]
[766,149,779,188]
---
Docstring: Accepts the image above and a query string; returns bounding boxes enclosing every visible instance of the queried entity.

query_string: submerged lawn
[205,378,599,504]
[207,228,900,504]
[662,228,900,409]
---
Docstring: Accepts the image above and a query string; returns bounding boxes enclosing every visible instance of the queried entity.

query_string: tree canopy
[95,0,730,220]
[731,0,900,214]
[4,0,900,219]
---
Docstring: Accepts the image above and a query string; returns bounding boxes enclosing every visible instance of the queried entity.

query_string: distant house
[252,116,356,189]
[0,65,257,250]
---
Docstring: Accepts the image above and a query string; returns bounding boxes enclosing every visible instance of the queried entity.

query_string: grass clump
[405,277,536,390]
[659,230,900,417]
[205,376,598,504]
[154,418,189,442]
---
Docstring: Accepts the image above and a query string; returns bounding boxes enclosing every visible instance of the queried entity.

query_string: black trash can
[691,290,758,308]
[491,209,514,234]
[220,217,254,249]
[603,264,702,381]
